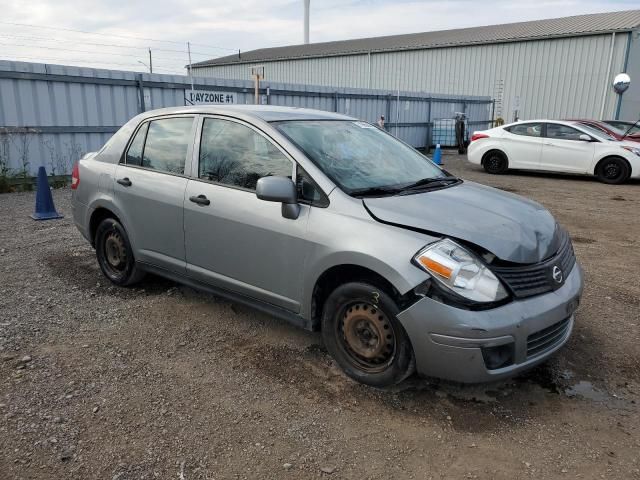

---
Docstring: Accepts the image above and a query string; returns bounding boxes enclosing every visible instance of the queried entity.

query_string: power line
[0,21,237,52]
[0,41,192,63]
[151,66,188,75]
[1,53,187,74]
[1,54,154,69]
[0,33,222,57]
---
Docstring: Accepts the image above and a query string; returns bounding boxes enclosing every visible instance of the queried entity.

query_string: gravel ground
[1,154,639,479]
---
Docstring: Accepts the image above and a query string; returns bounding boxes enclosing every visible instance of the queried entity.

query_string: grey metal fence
[0,60,494,177]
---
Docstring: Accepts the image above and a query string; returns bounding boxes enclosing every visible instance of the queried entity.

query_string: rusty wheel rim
[337,302,396,373]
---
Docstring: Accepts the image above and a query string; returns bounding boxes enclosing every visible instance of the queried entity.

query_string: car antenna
[621,117,640,139]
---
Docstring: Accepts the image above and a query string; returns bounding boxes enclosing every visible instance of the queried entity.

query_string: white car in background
[467,120,640,184]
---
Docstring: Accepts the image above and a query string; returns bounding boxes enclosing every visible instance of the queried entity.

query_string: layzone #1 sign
[186,90,237,105]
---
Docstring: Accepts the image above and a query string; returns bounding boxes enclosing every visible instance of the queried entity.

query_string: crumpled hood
[364,181,560,264]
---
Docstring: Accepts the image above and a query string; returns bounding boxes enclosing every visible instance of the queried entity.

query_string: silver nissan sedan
[71,105,584,387]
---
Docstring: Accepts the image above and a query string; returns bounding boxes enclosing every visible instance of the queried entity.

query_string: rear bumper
[397,263,584,383]
[465,144,483,165]
[71,195,92,243]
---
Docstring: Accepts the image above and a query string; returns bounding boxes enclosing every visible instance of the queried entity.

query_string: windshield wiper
[349,185,404,197]
[349,176,459,197]
[622,118,640,139]
[398,176,460,193]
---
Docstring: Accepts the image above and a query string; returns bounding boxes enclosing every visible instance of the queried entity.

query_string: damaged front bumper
[396,263,584,383]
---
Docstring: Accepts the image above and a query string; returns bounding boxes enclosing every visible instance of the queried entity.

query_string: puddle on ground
[396,364,635,410]
[565,381,608,402]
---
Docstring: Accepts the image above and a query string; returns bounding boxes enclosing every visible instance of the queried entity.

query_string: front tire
[483,151,508,174]
[596,157,630,184]
[321,282,415,387]
[95,218,145,286]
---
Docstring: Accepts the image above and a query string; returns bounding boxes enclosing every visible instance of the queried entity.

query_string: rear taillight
[71,162,80,190]
[471,133,489,142]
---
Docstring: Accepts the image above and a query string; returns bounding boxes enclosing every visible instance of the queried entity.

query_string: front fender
[300,207,433,321]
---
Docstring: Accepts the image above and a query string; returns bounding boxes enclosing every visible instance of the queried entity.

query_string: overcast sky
[0,0,637,75]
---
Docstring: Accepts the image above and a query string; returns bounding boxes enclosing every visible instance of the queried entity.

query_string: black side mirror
[256,176,300,220]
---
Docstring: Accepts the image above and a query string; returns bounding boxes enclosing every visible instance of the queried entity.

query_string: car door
[540,123,595,173]
[114,115,196,273]
[501,122,543,169]
[183,116,312,312]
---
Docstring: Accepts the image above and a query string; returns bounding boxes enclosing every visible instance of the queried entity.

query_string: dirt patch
[1,162,640,479]
[496,186,520,193]
[571,236,596,244]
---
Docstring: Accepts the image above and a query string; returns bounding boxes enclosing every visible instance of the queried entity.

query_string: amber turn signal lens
[418,257,453,279]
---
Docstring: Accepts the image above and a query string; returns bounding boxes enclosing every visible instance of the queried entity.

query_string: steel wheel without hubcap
[103,230,127,276]
[337,302,396,373]
[93,218,144,287]
[322,282,415,386]
[95,217,144,286]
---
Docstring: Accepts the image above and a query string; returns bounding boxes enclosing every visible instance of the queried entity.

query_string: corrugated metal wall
[194,33,630,121]
[0,60,491,175]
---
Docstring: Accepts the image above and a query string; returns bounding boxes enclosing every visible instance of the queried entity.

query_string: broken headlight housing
[413,239,508,303]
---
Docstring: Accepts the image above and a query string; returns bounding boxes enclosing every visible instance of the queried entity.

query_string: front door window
[199,118,293,189]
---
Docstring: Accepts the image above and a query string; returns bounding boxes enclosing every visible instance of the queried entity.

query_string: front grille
[527,317,571,358]
[492,230,576,299]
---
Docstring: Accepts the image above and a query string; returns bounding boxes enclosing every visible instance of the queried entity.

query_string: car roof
[567,119,603,123]
[500,119,584,128]
[134,105,357,123]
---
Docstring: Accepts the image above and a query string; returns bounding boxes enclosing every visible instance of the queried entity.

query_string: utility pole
[304,0,310,44]
[187,42,194,95]
[148,48,153,73]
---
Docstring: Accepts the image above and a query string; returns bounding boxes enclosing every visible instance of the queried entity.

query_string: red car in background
[570,119,640,143]
[602,120,640,136]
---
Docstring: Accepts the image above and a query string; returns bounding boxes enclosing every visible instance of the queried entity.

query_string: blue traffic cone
[30,166,63,220]
[433,143,442,166]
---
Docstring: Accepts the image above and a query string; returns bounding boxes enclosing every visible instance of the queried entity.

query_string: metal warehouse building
[191,10,640,122]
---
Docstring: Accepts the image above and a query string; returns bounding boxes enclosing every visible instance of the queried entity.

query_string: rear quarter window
[504,123,542,137]
[125,123,148,166]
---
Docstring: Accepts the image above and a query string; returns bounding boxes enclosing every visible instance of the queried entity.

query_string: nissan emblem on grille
[552,266,564,284]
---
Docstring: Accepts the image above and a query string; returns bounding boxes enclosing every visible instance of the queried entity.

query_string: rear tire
[596,157,630,184]
[95,218,145,286]
[483,151,508,174]
[321,282,415,387]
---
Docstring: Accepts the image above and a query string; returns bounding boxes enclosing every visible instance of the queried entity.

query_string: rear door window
[140,117,194,174]
[505,123,542,137]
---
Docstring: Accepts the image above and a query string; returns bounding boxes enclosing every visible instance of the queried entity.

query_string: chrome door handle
[117,177,132,187]
[189,194,210,206]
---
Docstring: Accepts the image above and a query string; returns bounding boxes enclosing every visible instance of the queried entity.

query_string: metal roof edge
[192,27,637,68]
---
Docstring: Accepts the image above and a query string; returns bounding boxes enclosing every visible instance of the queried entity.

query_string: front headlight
[413,239,508,303]
[621,145,640,157]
